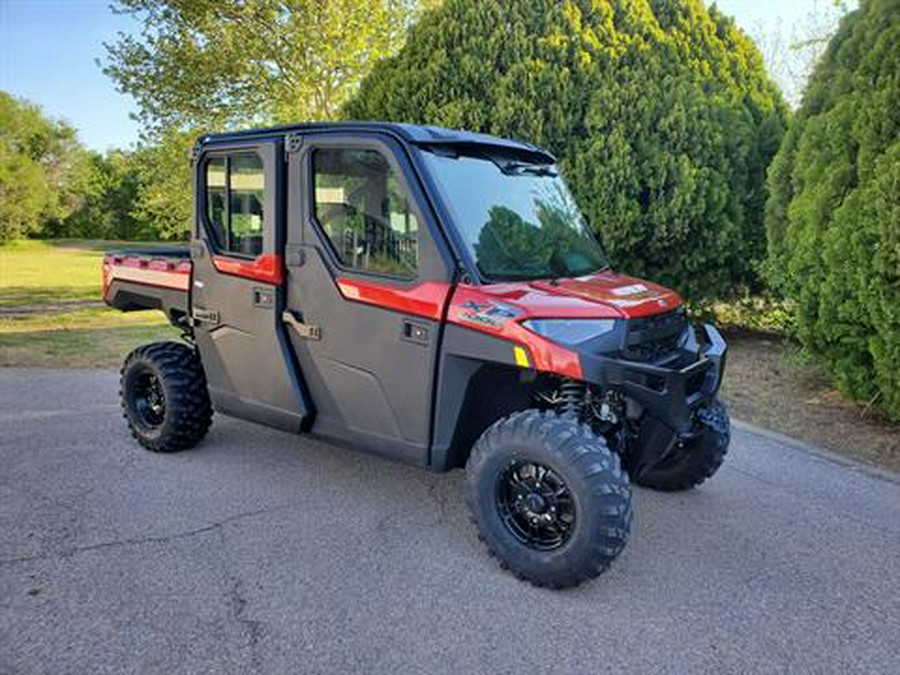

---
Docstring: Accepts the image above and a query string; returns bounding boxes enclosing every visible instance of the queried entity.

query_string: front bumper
[578,323,727,434]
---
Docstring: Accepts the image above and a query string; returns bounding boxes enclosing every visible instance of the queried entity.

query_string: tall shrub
[765,0,900,419]
[345,0,787,302]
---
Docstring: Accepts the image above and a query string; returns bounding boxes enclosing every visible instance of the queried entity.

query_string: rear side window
[204,153,265,257]
[312,148,419,277]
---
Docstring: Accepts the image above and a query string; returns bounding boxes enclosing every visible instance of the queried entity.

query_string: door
[284,134,453,465]
[192,138,312,431]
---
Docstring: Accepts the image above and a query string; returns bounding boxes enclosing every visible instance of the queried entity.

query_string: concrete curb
[732,417,900,485]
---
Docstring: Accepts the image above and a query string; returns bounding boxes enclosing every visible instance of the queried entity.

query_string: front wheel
[120,341,213,452]
[465,410,632,589]
[634,399,730,492]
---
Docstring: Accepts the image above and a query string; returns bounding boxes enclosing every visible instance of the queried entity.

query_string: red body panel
[335,277,451,321]
[102,253,192,300]
[446,285,583,378]
[445,272,684,379]
[492,271,682,320]
[212,253,285,285]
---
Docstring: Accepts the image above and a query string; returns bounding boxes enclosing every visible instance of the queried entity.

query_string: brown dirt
[719,327,900,473]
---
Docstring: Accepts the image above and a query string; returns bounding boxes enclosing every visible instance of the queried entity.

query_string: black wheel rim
[495,461,575,551]
[132,371,166,429]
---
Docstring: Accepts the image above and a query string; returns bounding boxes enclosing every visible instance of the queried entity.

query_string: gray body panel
[282,132,453,466]
[191,139,313,432]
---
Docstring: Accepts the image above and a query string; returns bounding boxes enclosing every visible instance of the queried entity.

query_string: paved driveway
[1,369,899,674]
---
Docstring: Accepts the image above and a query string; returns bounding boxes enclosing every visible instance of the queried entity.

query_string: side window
[312,148,419,277]
[204,153,265,257]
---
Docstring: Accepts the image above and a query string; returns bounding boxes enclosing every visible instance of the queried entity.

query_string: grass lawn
[0,239,110,306]
[0,240,177,367]
[0,324,179,368]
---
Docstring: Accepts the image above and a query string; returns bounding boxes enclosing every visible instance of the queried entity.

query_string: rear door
[192,138,312,431]
[284,133,453,465]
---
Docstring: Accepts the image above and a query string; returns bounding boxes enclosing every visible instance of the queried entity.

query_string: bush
[765,0,900,420]
[345,0,787,303]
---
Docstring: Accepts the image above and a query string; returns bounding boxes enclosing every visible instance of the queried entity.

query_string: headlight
[522,319,616,345]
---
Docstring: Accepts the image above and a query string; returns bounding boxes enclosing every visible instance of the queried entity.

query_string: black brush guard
[579,324,727,478]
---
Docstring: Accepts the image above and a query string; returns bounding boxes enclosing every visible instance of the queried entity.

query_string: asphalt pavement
[1,369,899,674]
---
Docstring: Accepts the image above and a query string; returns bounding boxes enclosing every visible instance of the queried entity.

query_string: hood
[463,270,683,320]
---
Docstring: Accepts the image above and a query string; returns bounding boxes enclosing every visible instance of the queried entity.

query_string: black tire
[120,341,213,452]
[634,399,730,492]
[465,410,632,589]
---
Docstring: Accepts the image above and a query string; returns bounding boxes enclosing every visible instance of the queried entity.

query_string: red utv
[104,122,729,588]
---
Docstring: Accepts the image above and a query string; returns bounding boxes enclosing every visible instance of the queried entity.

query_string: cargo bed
[102,247,191,323]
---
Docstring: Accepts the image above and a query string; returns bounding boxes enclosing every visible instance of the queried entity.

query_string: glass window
[418,147,607,281]
[205,157,227,246]
[312,148,419,277]
[204,153,265,257]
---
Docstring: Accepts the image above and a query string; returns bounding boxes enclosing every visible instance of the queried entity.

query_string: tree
[345,0,787,303]
[747,0,853,108]
[126,129,196,240]
[104,0,427,133]
[765,0,900,419]
[61,150,144,240]
[0,92,89,242]
[102,1,436,239]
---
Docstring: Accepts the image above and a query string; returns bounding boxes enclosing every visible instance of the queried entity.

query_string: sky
[0,0,140,151]
[0,0,847,153]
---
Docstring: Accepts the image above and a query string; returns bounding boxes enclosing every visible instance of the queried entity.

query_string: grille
[623,308,686,362]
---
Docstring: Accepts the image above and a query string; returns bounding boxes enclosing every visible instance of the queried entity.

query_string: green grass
[0,324,179,368]
[0,239,109,306]
[0,239,182,307]
[0,305,166,333]
[0,239,176,367]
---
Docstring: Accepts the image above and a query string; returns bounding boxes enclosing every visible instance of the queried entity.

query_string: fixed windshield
[419,146,607,281]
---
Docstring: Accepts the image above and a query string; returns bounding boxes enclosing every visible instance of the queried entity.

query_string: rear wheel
[465,410,632,589]
[120,341,213,452]
[634,399,730,492]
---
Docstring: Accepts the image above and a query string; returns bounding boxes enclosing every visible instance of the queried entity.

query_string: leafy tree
[0,92,89,242]
[128,129,196,240]
[61,150,144,240]
[104,0,428,132]
[765,0,900,419]
[344,0,787,303]
[102,1,436,239]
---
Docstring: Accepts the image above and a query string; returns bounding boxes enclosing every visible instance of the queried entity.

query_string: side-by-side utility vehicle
[104,122,729,588]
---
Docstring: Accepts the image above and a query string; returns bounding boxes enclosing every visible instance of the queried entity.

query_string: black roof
[197,121,555,162]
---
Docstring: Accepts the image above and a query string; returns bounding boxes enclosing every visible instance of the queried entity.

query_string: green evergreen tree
[765,0,900,420]
[345,0,787,302]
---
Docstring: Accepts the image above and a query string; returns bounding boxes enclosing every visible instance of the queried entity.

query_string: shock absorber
[558,379,587,420]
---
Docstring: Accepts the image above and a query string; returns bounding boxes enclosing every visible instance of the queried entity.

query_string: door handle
[402,320,429,345]
[282,311,321,340]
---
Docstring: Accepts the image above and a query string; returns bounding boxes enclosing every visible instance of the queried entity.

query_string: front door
[192,138,312,431]
[284,134,453,465]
